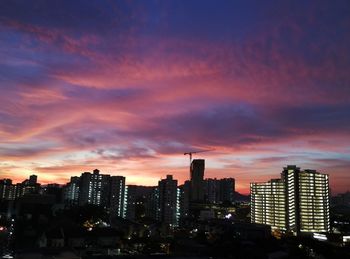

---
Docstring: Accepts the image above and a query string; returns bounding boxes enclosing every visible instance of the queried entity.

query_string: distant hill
[233,191,250,202]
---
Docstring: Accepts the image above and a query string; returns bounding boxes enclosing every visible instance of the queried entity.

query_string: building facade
[145,186,159,221]
[190,159,205,202]
[0,175,42,201]
[158,175,178,227]
[179,180,190,218]
[63,176,80,205]
[297,169,330,233]
[0,179,16,201]
[250,179,286,231]
[205,178,235,204]
[251,165,330,234]
[78,169,110,206]
[109,176,127,218]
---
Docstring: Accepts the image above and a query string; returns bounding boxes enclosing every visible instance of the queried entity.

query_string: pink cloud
[1,2,350,194]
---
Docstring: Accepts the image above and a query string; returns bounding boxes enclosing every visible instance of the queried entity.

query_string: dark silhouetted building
[63,176,80,205]
[158,175,179,227]
[145,186,159,221]
[78,172,92,206]
[110,176,127,218]
[29,174,38,185]
[125,185,154,220]
[218,178,235,203]
[190,159,205,202]
[0,179,16,200]
[205,177,235,204]
[43,183,63,203]
[179,180,190,218]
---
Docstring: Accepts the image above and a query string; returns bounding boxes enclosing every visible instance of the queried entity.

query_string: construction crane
[184,149,214,166]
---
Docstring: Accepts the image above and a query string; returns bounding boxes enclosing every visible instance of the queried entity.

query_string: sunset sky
[0,0,350,194]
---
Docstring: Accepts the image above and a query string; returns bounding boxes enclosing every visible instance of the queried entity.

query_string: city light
[313,233,327,241]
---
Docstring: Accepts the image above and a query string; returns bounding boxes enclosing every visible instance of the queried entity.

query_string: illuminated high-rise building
[251,165,330,234]
[297,169,330,233]
[250,179,286,231]
[281,165,301,233]
[78,169,110,206]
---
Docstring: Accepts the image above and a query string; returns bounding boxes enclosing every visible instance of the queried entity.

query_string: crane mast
[184,149,214,168]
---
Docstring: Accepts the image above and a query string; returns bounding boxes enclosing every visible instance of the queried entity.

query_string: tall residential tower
[251,165,330,235]
[190,159,205,202]
[158,175,179,227]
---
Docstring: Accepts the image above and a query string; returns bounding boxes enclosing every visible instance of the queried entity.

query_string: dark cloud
[135,103,350,151]
[0,0,127,34]
[274,104,350,133]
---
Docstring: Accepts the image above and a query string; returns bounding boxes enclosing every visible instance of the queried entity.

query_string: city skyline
[1,1,350,194]
[0,159,238,227]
